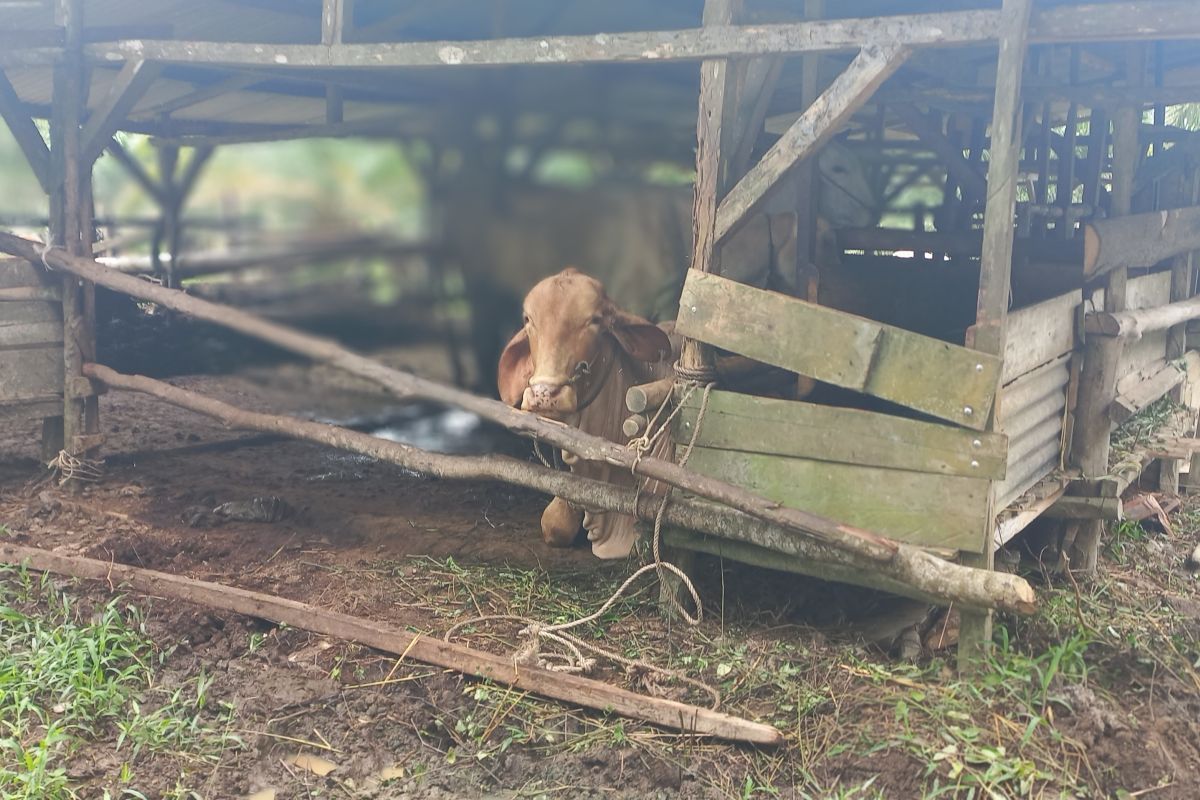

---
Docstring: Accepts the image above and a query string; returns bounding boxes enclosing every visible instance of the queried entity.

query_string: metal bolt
[684,421,692,429]
[975,363,984,372]
[690,306,697,314]
[972,439,982,448]
[963,406,973,416]
[970,460,980,469]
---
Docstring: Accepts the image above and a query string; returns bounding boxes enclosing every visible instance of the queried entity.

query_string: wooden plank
[0,396,62,421]
[0,346,64,402]
[1110,361,1184,425]
[684,446,991,551]
[664,527,948,607]
[713,43,908,243]
[1001,291,1080,384]
[0,299,60,325]
[0,320,64,348]
[1044,495,1122,520]
[0,68,51,193]
[675,390,1007,479]
[81,59,163,163]
[677,271,1000,429]
[1084,206,1200,278]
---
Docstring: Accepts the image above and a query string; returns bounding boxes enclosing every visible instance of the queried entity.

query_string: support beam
[1085,296,1200,338]
[675,0,740,388]
[714,43,909,244]
[80,59,163,164]
[1083,206,1200,278]
[58,4,1200,72]
[0,69,52,193]
[321,0,351,46]
[103,138,169,206]
[961,0,1033,671]
[1069,100,1142,577]
[81,12,994,69]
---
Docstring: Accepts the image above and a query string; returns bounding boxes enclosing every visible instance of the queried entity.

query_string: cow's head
[498,268,671,418]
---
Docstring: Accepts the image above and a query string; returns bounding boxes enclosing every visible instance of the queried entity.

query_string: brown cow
[497,267,677,558]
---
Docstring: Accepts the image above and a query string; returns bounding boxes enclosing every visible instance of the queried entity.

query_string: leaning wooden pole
[961,0,1033,669]
[0,542,782,746]
[82,363,1038,615]
[0,231,907,566]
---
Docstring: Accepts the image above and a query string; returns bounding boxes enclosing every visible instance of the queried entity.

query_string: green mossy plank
[676,389,1006,478]
[684,446,989,552]
[676,270,998,429]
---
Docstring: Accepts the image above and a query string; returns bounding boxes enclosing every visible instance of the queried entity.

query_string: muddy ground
[2,343,1200,799]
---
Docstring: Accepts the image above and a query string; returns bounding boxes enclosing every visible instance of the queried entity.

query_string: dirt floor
[2,344,1200,799]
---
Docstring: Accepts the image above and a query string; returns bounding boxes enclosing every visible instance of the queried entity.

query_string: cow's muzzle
[522,381,579,417]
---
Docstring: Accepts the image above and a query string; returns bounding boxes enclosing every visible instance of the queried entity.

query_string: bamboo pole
[82,363,1038,615]
[0,230,901,565]
[0,542,782,745]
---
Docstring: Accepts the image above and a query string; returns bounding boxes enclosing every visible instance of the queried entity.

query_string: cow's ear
[497,327,532,407]
[608,309,672,363]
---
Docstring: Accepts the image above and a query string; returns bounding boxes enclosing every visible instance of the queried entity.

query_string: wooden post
[1163,172,1200,492]
[960,0,1033,671]
[1069,100,1142,575]
[53,0,100,476]
[791,0,823,400]
[676,0,739,385]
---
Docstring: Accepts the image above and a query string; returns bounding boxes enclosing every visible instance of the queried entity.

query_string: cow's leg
[540,497,584,547]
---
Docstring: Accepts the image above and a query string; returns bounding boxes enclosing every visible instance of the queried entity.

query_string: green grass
[0,566,241,799]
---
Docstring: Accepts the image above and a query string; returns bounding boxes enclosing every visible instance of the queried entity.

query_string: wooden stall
[3,0,1200,668]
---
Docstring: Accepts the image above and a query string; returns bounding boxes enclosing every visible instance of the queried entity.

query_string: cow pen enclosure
[4,0,1200,796]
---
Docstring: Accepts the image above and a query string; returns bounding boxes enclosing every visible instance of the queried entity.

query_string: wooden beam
[961,0,1033,672]
[80,59,162,163]
[1044,495,1122,520]
[675,0,740,387]
[82,12,993,68]
[713,43,908,244]
[1109,361,1184,425]
[0,69,52,193]
[892,103,988,204]
[1086,297,1200,338]
[102,138,168,206]
[75,361,1036,616]
[1083,206,1200,278]
[321,0,349,46]
[0,542,782,745]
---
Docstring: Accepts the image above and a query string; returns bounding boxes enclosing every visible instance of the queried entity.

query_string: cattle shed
[3,0,1200,669]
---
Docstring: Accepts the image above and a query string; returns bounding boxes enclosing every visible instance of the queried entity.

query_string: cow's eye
[523,314,531,326]
[589,315,604,326]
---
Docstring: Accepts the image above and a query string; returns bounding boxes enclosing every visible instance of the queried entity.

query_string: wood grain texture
[677,270,1000,429]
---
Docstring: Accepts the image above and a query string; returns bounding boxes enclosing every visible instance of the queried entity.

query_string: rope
[447,373,720,707]
[47,450,103,485]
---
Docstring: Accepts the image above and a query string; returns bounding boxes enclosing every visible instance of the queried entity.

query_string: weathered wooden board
[1001,290,1079,384]
[676,270,999,429]
[675,389,1006,479]
[0,298,60,326]
[0,320,64,348]
[0,345,63,403]
[1093,273,1173,381]
[1111,361,1184,425]
[0,257,49,289]
[683,446,990,551]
